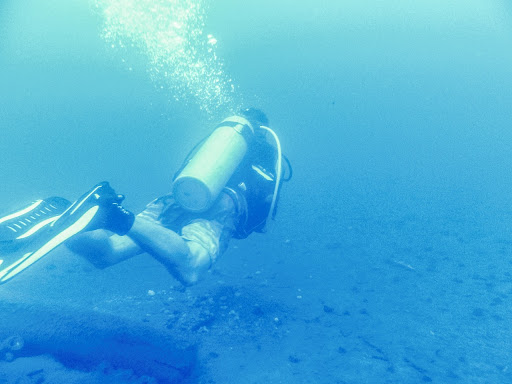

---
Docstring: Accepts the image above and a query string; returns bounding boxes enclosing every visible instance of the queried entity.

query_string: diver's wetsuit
[138,191,240,266]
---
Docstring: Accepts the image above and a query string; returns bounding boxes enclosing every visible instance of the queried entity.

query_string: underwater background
[1,0,512,382]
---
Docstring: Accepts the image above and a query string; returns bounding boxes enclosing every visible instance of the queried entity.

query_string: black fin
[0,183,111,284]
[0,197,74,284]
[0,197,71,242]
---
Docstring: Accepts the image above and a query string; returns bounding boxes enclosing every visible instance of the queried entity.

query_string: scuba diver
[0,108,292,285]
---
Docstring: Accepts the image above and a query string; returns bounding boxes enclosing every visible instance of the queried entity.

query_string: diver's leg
[66,229,142,269]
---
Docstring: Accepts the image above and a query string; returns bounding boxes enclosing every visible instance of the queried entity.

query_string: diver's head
[239,107,269,131]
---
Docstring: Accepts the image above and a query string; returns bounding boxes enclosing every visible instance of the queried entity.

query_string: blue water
[1,0,512,382]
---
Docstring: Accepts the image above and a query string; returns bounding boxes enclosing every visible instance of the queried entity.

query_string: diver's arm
[126,218,211,286]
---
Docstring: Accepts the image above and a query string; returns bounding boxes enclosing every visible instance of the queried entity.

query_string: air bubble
[96,0,238,115]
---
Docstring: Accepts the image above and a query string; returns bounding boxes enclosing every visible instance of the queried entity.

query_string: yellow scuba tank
[172,116,254,212]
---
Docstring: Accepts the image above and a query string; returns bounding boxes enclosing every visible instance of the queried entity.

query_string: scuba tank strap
[216,116,254,144]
